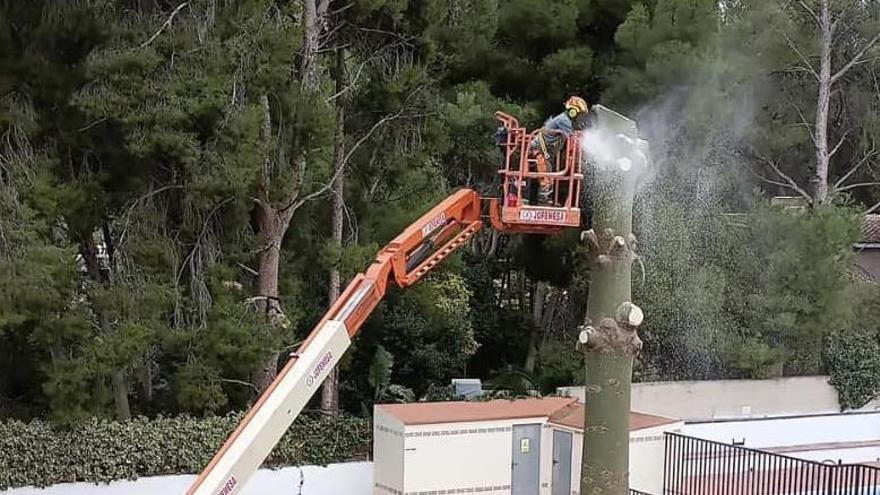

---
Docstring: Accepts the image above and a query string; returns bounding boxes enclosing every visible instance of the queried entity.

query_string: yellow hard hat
[564,96,589,118]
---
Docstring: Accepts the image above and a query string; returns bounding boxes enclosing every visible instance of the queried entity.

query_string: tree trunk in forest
[138,362,152,405]
[111,369,131,420]
[579,143,644,495]
[252,0,328,393]
[524,280,548,374]
[78,233,132,421]
[321,49,346,415]
[796,0,880,203]
[813,0,833,203]
[253,203,293,392]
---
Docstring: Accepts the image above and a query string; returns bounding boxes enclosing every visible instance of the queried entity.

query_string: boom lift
[187,108,644,495]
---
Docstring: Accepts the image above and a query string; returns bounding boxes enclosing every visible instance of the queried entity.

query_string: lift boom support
[184,107,640,495]
[186,189,484,495]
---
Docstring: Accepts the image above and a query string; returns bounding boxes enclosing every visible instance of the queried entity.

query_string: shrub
[0,412,370,489]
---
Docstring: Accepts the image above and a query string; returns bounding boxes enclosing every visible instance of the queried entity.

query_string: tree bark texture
[111,369,131,421]
[813,0,833,203]
[138,361,153,405]
[580,165,643,495]
[524,280,548,374]
[79,233,132,421]
[252,0,328,394]
[321,49,346,415]
[253,203,293,392]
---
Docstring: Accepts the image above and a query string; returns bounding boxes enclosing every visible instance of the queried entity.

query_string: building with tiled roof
[373,397,682,495]
[855,214,880,282]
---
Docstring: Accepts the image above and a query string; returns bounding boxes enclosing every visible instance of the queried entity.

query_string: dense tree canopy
[1,0,878,422]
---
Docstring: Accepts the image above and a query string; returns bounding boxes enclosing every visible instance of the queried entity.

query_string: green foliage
[369,272,479,395]
[823,285,880,410]
[368,345,394,400]
[824,327,880,410]
[0,0,879,465]
[174,361,228,415]
[637,195,861,379]
[535,341,584,392]
[0,413,370,489]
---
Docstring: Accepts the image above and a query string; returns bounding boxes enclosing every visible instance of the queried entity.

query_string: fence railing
[664,432,880,495]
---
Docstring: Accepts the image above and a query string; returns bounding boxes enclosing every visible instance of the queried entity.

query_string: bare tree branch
[326,40,410,103]
[743,162,813,202]
[280,83,431,214]
[763,158,813,200]
[866,200,880,214]
[219,378,259,393]
[792,103,818,145]
[797,0,821,26]
[829,131,848,158]
[745,152,814,202]
[140,3,189,48]
[117,185,184,248]
[236,262,259,276]
[280,108,432,214]
[837,181,880,192]
[174,196,233,287]
[834,146,877,189]
[831,33,880,84]
[784,33,819,80]
[872,66,880,106]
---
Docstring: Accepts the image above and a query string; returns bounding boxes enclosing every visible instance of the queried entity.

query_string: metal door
[551,430,572,495]
[512,424,541,495]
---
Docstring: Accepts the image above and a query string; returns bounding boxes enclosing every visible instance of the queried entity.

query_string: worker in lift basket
[528,96,589,205]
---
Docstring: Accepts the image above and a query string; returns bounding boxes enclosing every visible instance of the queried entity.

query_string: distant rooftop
[860,214,880,244]
[549,401,679,432]
[377,397,576,425]
[377,396,679,432]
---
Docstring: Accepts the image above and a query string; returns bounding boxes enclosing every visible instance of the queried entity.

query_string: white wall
[559,376,880,421]
[681,411,880,465]
[5,463,372,495]
[401,417,548,493]
[373,408,404,493]
[630,423,684,493]
[552,421,683,495]
[791,446,880,465]
[681,412,880,449]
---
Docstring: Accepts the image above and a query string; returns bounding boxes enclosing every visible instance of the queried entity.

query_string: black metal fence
[664,432,880,495]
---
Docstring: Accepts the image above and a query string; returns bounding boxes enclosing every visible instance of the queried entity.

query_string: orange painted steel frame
[490,111,584,235]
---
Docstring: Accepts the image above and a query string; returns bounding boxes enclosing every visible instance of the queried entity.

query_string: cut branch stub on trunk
[579,303,643,356]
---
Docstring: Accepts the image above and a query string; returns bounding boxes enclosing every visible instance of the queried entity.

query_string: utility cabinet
[372,397,681,495]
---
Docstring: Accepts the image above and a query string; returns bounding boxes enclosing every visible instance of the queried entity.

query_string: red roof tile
[548,401,679,431]
[377,397,678,431]
[377,397,576,425]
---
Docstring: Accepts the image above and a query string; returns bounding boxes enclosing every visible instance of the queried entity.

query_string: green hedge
[0,413,371,489]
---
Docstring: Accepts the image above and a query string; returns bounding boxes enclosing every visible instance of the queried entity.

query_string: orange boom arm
[186,188,483,495]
